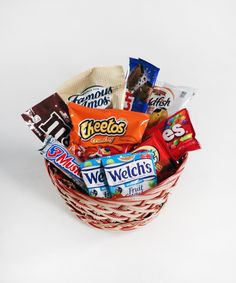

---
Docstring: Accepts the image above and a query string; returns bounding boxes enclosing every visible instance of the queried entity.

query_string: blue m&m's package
[102,151,157,197]
[124,58,160,112]
[80,158,111,198]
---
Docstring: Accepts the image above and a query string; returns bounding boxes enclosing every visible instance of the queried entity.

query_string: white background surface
[0,0,236,282]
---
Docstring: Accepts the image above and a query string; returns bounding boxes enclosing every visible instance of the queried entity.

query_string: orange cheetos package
[68,102,149,148]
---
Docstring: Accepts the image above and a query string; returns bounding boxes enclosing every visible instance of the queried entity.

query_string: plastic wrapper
[68,102,149,148]
[102,151,157,197]
[124,58,160,112]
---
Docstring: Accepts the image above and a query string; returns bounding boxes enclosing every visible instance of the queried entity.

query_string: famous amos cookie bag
[57,66,126,109]
[68,102,149,148]
[147,82,196,127]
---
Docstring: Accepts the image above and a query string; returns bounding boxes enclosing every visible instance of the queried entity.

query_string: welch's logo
[105,159,155,186]
[148,86,174,110]
[81,167,106,188]
[68,86,112,108]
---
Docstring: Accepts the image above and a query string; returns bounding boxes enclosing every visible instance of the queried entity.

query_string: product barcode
[180,91,187,98]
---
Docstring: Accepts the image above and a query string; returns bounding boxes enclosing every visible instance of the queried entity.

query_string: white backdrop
[0,0,236,282]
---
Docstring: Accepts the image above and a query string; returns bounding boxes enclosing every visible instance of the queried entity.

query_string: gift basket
[22,58,200,231]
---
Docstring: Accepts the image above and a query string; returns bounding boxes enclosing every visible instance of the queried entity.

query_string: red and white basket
[45,154,188,231]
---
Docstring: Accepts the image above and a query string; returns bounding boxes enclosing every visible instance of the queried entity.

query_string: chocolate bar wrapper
[124,58,160,112]
[40,136,86,190]
[21,93,72,146]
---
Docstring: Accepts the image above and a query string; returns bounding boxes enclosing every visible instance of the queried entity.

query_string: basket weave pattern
[46,156,187,231]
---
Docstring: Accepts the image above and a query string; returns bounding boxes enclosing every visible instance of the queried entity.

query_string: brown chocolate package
[21,93,72,146]
[127,64,153,103]
[127,64,144,91]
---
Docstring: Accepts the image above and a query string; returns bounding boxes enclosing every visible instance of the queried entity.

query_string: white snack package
[147,81,196,127]
[57,65,126,109]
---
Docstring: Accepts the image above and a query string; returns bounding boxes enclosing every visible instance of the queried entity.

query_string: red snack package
[133,130,177,182]
[68,143,134,161]
[145,109,200,160]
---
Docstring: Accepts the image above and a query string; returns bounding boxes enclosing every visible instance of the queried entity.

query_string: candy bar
[21,93,72,146]
[102,151,157,197]
[57,66,126,109]
[40,136,86,190]
[68,102,149,148]
[124,58,160,112]
[80,158,110,198]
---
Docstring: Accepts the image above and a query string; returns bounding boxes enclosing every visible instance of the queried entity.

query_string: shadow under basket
[45,155,188,231]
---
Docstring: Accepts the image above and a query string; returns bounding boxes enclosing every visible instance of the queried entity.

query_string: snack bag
[102,151,157,197]
[68,143,134,161]
[40,136,86,190]
[147,82,196,127]
[68,102,149,148]
[147,109,201,160]
[21,93,72,146]
[124,58,160,112]
[133,130,177,182]
[80,158,110,198]
[57,66,126,109]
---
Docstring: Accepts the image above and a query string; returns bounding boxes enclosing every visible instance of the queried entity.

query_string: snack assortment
[22,58,201,199]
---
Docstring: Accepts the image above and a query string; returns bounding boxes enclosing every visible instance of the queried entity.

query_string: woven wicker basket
[45,155,187,231]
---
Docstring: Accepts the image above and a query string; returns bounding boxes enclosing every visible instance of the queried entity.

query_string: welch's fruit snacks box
[80,158,111,198]
[102,151,157,197]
